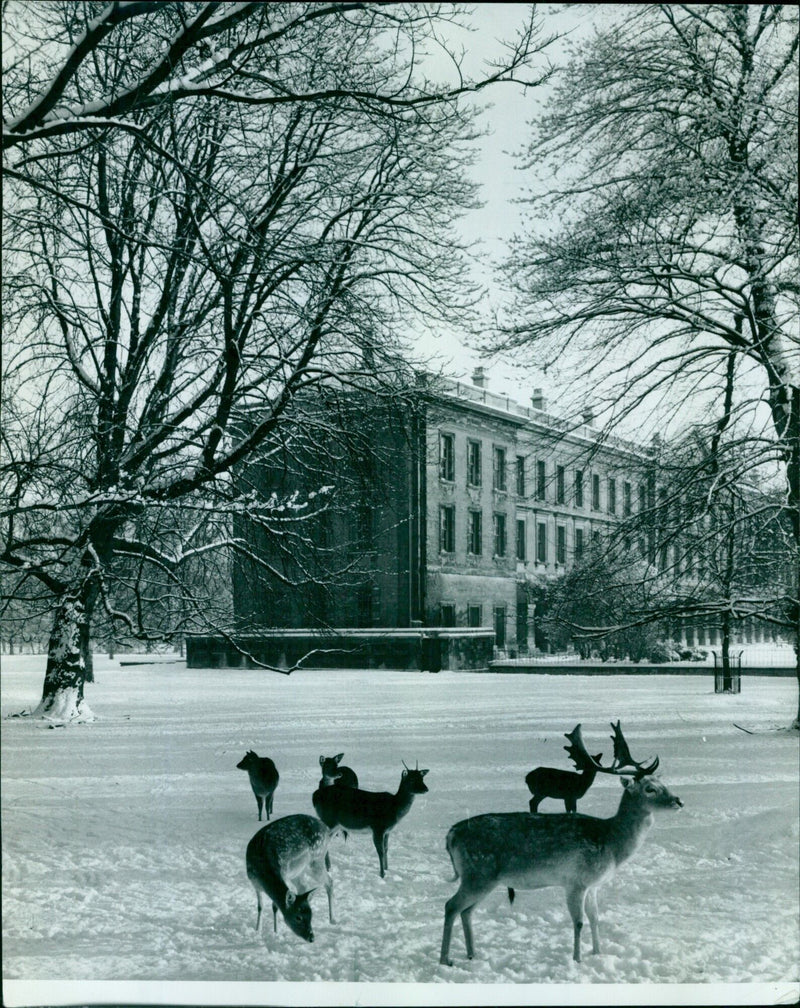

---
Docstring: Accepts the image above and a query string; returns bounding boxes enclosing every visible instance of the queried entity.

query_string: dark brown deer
[312,761,429,877]
[525,724,605,813]
[318,753,359,789]
[245,814,341,942]
[441,723,676,965]
[237,750,279,821]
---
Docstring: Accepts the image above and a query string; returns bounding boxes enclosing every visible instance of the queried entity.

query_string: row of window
[439,505,599,563]
[439,432,638,515]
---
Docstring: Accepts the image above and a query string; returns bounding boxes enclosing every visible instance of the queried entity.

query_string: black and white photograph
[2,3,798,1006]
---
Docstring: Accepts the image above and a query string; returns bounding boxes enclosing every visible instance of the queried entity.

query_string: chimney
[582,407,595,426]
[531,388,546,411]
[472,366,487,389]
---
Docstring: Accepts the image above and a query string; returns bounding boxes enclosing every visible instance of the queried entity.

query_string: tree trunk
[33,595,95,721]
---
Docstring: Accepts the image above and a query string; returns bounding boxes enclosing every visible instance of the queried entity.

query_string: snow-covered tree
[493,3,799,722]
[1,2,555,721]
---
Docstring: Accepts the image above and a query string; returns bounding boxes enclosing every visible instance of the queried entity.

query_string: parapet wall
[185,628,495,673]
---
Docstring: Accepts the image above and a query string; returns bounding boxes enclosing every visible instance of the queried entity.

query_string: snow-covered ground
[2,655,798,1007]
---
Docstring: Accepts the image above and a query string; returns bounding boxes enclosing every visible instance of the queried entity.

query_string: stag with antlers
[525,721,659,813]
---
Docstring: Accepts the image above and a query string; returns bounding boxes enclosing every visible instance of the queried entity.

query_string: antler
[563,725,602,771]
[608,721,659,778]
[564,723,659,779]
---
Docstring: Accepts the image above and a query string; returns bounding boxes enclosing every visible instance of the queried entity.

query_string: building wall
[420,377,650,650]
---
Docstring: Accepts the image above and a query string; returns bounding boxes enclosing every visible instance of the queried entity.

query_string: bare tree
[492,3,799,722]
[1,2,556,721]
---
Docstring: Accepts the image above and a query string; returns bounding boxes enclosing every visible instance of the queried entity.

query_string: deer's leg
[267,792,274,819]
[256,794,264,821]
[272,901,279,933]
[529,795,541,813]
[441,883,492,965]
[373,830,387,877]
[566,887,587,962]
[565,797,577,813]
[255,889,263,931]
[585,887,600,954]
[319,860,336,924]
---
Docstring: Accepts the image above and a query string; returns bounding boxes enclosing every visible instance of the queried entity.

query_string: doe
[245,813,340,942]
[237,750,279,821]
[318,753,359,789]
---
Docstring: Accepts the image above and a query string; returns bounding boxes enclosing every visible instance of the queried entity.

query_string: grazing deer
[312,761,429,877]
[245,813,340,942]
[318,753,359,789]
[525,724,607,813]
[237,750,279,821]
[440,723,680,965]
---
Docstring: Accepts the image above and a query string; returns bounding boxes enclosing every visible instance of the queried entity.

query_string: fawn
[318,753,359,789]
[525,724,608,812]
[237,750,279,821]
[245,813,340,942]
[440,723,680,965]
[312,761,429,877]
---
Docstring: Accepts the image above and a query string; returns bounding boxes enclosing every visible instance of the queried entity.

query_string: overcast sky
[413,3,591,409]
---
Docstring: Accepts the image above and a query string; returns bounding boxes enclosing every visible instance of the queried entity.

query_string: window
[516,518,526,561]
[440,603,456,627]
[608,478,616,515]
[439,505,455,553]
[516,456,526,496]
[592,473,601,510]
[575,527,584,560]
[536,460,546,501]
[638,483,647,514]
[556,465,565,505]
[623,481,632,517]
[467,440,482,487]
[467,604,483,627]
[468,509,482,554]
[536,521,547,563]
[574,470,584,508]
[439,432,454,482]
[556,525,566,565]
[493,446,507,491]
[493,513,507,556]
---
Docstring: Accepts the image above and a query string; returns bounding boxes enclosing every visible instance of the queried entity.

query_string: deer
[318,753,359,789]
[237,750,279,821]
[312,761,429,878]
[525,724,607,813]
[440,722,681,966]
[245,813,342,943]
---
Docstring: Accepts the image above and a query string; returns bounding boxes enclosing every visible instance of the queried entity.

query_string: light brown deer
[245,813,341,943]
[312,761,429,877]
[237,750,279,821]
[440,723,681,965]
[318,753,359,789]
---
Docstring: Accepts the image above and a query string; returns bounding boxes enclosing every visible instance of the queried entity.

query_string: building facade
[232,368,658,654]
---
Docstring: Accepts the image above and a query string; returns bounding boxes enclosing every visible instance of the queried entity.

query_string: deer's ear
[319,755,325,766]
[335,753,344,762]
[621,776,634,790]
[285,891,296,907]
[401,768,409,778]
[420,769,429,776]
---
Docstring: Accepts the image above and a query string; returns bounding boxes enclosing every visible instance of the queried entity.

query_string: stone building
[232,368,653,655]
